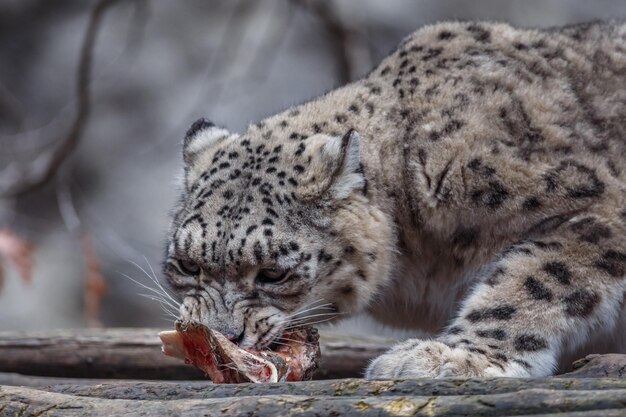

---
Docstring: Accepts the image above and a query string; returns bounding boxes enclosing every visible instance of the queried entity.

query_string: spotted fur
[164,21,626,377]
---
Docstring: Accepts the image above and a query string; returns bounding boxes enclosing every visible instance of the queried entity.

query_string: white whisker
[276,337,316,346]
[121,271,179,309]
[120,255,186,324]
[121,272,169,298]
[284,315,341,329]
[139,293,179,314]
[142,255,180,305]
[142,293,176,306]
[268,340,293,347]
[293,298,324,311]
[129,258,180,306]
[284,311,344,325]
[285,304,334,319]
[289,299,328,315]
[147,298,179,319]
[159,308,178,319]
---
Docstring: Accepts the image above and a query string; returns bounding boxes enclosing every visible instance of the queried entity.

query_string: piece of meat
[159,321,320,383]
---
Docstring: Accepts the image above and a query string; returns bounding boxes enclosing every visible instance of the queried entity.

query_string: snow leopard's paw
[365,339,524,379]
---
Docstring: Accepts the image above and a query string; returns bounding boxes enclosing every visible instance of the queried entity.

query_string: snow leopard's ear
[183,118,230,164]
[325,129,365,199]
[300,129,366,201]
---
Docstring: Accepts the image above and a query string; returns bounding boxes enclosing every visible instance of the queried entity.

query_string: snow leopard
[163,20,626,379]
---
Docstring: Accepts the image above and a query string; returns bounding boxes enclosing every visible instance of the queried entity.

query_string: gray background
[1,0,624,333]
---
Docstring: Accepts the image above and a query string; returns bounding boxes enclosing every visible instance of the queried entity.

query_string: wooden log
[1,335,625,416]
[2,383,626,416]
[558,354,626,379]
[1,328,625,381]
[0,373,136,389]
[0,328,393,380]
[2,374,626,400]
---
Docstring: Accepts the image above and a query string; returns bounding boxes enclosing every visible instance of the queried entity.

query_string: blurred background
[1,0,625,332]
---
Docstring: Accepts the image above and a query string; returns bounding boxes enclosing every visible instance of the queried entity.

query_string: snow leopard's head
[163,118,394,349]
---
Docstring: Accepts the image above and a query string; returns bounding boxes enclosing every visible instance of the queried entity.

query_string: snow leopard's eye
[256,267,290,285]
[178,259,200,276]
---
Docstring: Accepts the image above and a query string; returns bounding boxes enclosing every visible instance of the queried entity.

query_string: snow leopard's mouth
[251,324,285,351]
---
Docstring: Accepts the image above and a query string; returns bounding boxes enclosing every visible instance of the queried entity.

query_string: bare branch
[245,0,296,83]
[0,0,122,197]
[56,174,82,235]
[291,0,354,84]
[0,82,25,132]
[135,0,265,153]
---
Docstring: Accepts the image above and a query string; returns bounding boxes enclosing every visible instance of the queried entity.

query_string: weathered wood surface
[2,374,626,400]
[0,328,393,380]
[2,357,626,416]
[557,354,626,379]
[2,381,626,416]
[2,328,626,416]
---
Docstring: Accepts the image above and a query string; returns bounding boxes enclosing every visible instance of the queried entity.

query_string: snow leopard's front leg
[366,212,626,379]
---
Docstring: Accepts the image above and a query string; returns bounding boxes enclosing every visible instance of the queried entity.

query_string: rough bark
[2,383,626,416]
[0,328,393,379]
[1,328,625,380]
[1,374,626,400]
[558,354,626,379]
[1,326,626,416]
